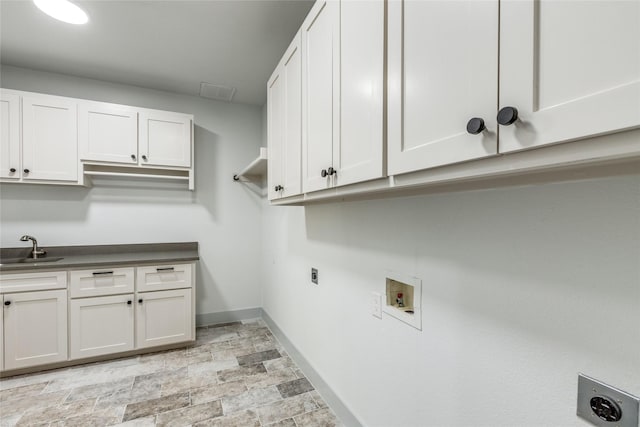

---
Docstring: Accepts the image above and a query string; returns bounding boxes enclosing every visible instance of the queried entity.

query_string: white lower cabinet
[3,289,68,370]
[1,261,195,373]
[136,288,192,349]
[70,294,135,359]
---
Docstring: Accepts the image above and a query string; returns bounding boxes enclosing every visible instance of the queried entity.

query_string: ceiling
[0,0,314,105]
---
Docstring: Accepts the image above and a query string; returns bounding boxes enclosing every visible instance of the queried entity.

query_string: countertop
[0,242,199,272]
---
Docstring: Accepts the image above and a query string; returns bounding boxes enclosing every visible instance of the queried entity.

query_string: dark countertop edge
[0,242,199,273]
[1,242,198,258]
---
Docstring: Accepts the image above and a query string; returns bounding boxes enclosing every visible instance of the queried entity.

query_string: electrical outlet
[311,268,318,285]
[371,292,382,319]
[577,373,639,427]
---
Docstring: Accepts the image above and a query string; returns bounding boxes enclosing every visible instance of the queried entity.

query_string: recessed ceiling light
[33,0,89,25]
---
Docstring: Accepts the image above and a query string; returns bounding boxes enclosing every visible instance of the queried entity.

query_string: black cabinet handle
[127,300,132,305]
[138,298,143,304]
[23,169,30,174]
[274,185,283,192]
[156,267,175,272]
[4,301,11,306]
[9,168,16,173]
[142,155,148,161]
[328,167,336,176]
[92,271,114,276]
[131,154,136,161]
[321,169,328,178]
[466,118,486,135]
[497,107,519,126]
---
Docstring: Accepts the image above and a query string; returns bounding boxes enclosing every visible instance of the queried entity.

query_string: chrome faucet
[20,235,47,259]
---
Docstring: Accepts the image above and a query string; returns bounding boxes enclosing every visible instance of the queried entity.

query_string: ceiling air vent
[199,82,236,102]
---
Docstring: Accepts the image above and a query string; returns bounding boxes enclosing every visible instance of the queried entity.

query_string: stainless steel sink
[0,257,64,266]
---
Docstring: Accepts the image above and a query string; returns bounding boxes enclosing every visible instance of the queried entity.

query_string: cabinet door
[0,91,20,180]
[22,95,78,182]
[335,0,385,187]
[136,288,192,348]
[79,101,138,164]
[499,0,640,153]
[70,294,134,359]
[3,290,67,370]
[267,60,284,201]
[388,0,499,175]
[302,0,340,193]
[281,33,303,198]
[268,32,303,201]
[139,111,191,168]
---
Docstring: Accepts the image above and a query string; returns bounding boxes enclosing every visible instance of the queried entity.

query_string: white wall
[0,65,264,317]
[262,172,640,426]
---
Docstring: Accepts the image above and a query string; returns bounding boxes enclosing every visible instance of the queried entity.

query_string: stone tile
[16,397,96,425]
[292,368,306,379]
[0,368,75,391]
[256,393,318,425]
[64,377,134,402]
[277,378,314,398]
[0,413,21,427]
[188,359,239,376]
[253,340,279,353]
[0,389,69,419]
[244,368,297,390]
[94,381,161,410]
[294,408,342,427]
[156,399,223,427]
[236,349,281,366]
[159,370,218,397]
[133,367,188,389]
[265,419,297,427]
[196,328,240,345]
[263,357,295,373]
[309,390,329,409]
[122,391,190,422]
[190,381,247,405]
[52,405,126,427]
[110,415,156,426]
[221,386,282,414]
[0,381,48,402]
[208,322,242,329]
[217,363,267,383]
[192,409,260,427]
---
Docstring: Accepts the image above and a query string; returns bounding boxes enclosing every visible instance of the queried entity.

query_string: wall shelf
[234,147,268,185]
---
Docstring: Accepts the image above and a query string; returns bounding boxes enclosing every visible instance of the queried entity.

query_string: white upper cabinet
[302,0,340,193]
[301,0,385,193]
[498,0,640,153]
[388,0,499,176]
[79,101,139,164]
[139,110,192,168]
[22,94,78,182]
[336,0,385,186]
[268,31,302,200]
[268,61,285,200]
[0,91,20,180]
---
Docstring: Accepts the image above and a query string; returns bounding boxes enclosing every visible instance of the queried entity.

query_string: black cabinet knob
[497,107,519,126]
[138,298,143,304]
[23,169,30,174]
[9,168,16,173]
[274,185,283,192]
[328,167,336,176]
[127,300,132,305]
[131,154,136,160]
[142,155,148,161]
[466,118,486,135]
[4,301,11,306]
[321,169,328,178]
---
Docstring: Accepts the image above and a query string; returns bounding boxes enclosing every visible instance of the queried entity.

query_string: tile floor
[0,320,343,426]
